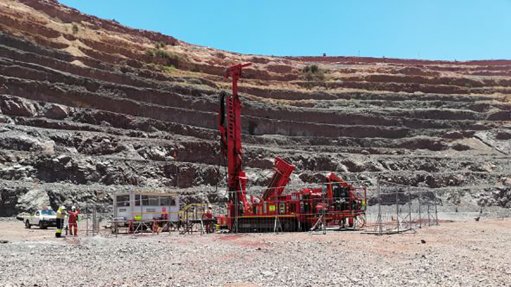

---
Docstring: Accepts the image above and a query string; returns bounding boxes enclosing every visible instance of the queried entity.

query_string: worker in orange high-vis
[202,206,214,233]
[68,206,79,237]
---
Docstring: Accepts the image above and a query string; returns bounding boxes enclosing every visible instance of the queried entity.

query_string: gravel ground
[1,218,510,287]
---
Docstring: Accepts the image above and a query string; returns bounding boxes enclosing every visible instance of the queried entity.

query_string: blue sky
[59,0,510,61]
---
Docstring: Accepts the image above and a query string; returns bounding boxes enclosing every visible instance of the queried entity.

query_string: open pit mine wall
[1,0,511,216]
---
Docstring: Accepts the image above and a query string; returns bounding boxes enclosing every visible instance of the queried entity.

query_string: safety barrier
[364,180,440,235]
[79,179,511,237]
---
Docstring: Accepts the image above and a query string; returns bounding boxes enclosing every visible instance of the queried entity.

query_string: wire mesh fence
[76,184,441,237]
[364,181,440,235]
[73,179,509,237]
[80,202,111,237]
[93,181,442,236]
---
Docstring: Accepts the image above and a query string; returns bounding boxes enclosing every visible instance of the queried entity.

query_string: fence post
[408,186,412,230]
[86,202,89,236]
[377,179,382,235]
[434,190,439,225]
[418,194,422,229]
[428,204,431,226]
[395,189,399,233]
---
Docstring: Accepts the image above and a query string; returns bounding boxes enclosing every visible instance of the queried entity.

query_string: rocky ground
[0,0,510,216]
[0,217,510,286]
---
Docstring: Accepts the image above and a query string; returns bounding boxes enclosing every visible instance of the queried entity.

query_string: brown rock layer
[0,0,510,215]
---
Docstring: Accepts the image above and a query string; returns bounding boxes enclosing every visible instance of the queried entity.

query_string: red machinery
[218,63,366,232]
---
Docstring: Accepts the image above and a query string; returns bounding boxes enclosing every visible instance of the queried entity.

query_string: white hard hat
[71,206,76,210]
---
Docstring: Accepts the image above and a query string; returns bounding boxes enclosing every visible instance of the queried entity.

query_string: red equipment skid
[218,63,366,232]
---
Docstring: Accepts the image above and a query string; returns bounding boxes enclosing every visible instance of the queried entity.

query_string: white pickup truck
[23,209,57,229]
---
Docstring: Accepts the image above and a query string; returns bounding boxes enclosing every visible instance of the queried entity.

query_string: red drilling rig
[217,63,366,232]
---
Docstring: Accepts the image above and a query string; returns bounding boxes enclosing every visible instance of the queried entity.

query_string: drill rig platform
[217,63,366,232]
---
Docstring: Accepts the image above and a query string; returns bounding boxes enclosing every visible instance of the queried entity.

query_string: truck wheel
[39,221,47,229]
[25,220,31,229]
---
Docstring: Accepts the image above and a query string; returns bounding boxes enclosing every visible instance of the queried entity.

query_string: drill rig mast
[218,63,252,228]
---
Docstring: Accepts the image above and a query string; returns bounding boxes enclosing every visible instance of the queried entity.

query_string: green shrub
[72,24,79,34]
[155,42,166,49]
[303,64,319,74]
[145,48,180,67]
[302,64,325,83]
[162,65,176,73]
